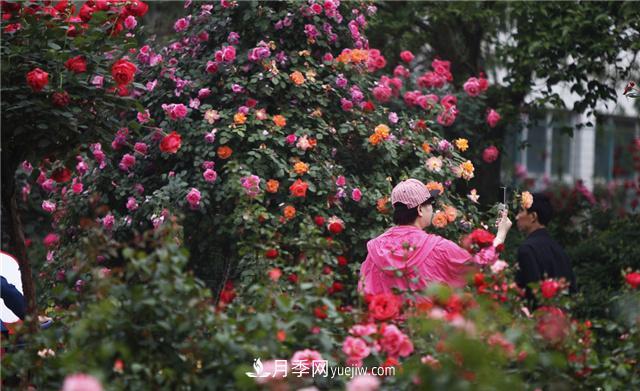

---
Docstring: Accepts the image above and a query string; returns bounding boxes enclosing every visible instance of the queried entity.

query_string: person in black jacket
[1,275,26,336]
[515,193,577,301]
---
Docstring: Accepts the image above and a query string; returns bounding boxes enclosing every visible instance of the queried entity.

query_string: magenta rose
[482,145,499,163]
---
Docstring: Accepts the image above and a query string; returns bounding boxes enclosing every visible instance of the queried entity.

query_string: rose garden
[1,1,639,390]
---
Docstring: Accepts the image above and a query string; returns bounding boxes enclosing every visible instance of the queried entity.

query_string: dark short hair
[393,199,434,225]
[527,193,553,225]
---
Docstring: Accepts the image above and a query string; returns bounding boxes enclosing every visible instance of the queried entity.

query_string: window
[516,111,576,183]
[594,115,639,181]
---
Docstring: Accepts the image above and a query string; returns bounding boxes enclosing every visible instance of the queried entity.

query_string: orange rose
[234,112,246,125]
[289,71,305,85]
[217,145,232,159]
[273,115,287,127]
[376,196,389,214]
[283,205,296,220]
[432,211,448,228]
[266,179,279,193]
[350,49,368,63]
[422,142,431,154]
[426,181,445,194]
[289,179,308,197]
[369,133,382,145]
[293,161,309,175]
[374,124,390,139]
[444,206,457,223]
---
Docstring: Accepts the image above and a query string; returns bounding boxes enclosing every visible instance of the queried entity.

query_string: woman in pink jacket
[358,178,512,296]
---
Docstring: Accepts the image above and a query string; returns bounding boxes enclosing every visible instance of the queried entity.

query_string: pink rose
[134,142,148,155]
[72,181,83,194]
[205,61,218,74]
[482,145,499,163]
[285,134,297,145]
[42,200,56,213]
[336,176,346,187]
[126,197,139,211]
[400,50,414,63]
[203,169,217,183]
[342,336,370,366]
[340,98,353,111]
[379,324,414,358]
[349,323,377,337]
[346,375,381,391]
[463,77,481,97]
[490,260,508,274]
[351,188,362,202]
[118,154,136,172]
[486,109,501,128]
[291,349,323,367]
[186,188,201,208]
[62,374,103,391]
[43,233,60,248]
[102,214,115,230]
[372,84,392,103]
[441,94,457,109]
[437,106,458,127]
[162,103,188,120]
[174,17,189,32]
[124,15,137,30]
[432,59,452,81]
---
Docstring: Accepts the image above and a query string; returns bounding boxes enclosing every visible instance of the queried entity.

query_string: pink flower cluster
[240,175,261,197]
[418,59,453,89]
[342,322,414,367]
[463,73,489,97]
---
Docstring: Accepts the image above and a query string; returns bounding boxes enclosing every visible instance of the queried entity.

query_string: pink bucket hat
[391,178,440,209]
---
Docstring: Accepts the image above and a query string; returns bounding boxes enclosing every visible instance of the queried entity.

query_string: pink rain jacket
[358,225,495,295]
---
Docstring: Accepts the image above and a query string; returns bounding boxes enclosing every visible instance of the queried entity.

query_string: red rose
[289,179,308,198]
[328,222,343,234]
[314,215,325,226]
[314,305,328,319]
[368,293,401,321]
[468,229,495,248]
[78,3,94,22]
[540,279,561,299]
[64,55,87,74]
[51,91,70,107]
[362,101,375,112]
[287,273,298,284]
[337,255,348,267]
[265,249,278,259]
[111,59,136,85]
[51,167,71,183]
[26,68,49,91]
[159,131,182,154]
[125,0,148,17]
[625,272,640,289]
[535,306,569,344]
[329,281,344,294]
[473,272,485,287]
